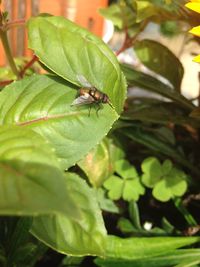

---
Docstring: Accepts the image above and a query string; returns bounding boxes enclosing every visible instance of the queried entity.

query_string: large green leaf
[95,249,200,267]
[134,39,184,90]
[121,64,194,111]
[0,126,79,217]
[31,173,107,256]
[0,126,59,167]
[0,75,118,169]
[27,15,126,114]
[0,160,79,218]
[105,235,200,260]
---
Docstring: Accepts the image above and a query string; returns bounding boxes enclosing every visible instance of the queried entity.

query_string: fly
[71,75,113,115]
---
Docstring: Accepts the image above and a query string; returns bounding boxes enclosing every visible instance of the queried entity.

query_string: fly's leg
[88,104,92,117]
[95,104,102,117]
[87,103,102,117]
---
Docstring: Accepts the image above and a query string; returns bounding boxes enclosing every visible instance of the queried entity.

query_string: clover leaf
[104,159,145,202]
[141,157,188,202]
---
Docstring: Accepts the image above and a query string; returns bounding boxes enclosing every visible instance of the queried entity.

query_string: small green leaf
[104,160,145,202]
[31,173,107,256]
[153,167,187,202]
[153,179,172,202]
[115,159,139,179]
[141,157,163,188]
[141,157,188,202]
[135,1,157,22]
[104,175,123,200]
[167,168,188,197]
[99,4,136,29]
[162,159,173,175]
[123,178,145,201]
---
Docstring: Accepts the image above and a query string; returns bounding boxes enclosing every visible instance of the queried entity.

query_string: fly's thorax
[79,88,90,95]
[92,90,102,101]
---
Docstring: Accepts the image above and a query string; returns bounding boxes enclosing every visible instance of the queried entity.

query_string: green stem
[0,29,20,78]
[174,197,197,226]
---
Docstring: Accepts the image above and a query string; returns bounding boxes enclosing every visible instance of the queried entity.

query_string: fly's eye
[103,95,108,103]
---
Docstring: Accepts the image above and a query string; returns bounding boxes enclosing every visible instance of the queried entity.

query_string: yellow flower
[193,54,200,63]
[189,25,200,37]
[185,0,200,13]
[185,1,200,62]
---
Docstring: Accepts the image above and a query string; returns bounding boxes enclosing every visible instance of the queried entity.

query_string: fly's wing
[77,74,92,88]
[71,93,94,106]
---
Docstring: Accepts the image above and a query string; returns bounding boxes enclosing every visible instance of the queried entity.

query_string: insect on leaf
[71,94,94,106]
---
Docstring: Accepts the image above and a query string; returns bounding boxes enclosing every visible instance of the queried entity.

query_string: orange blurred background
[0,0,108,66]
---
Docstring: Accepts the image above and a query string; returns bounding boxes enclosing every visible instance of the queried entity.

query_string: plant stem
[174,197,197,226]
[115,21,148,56]
[0,79,13,87]
[19,55,38,77]
[0,29,20,78]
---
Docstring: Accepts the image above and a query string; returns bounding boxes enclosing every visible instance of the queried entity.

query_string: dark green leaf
[4,218,33,267]
[117,217,138,234]
[121,64,194,111]
[122,102,200,127]
[27,15,126,114]
[31,173,107,256]
[134,39,184,90]
[128,201,142,229]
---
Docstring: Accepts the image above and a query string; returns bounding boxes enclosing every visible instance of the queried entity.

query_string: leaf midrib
[15,111,92,126]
